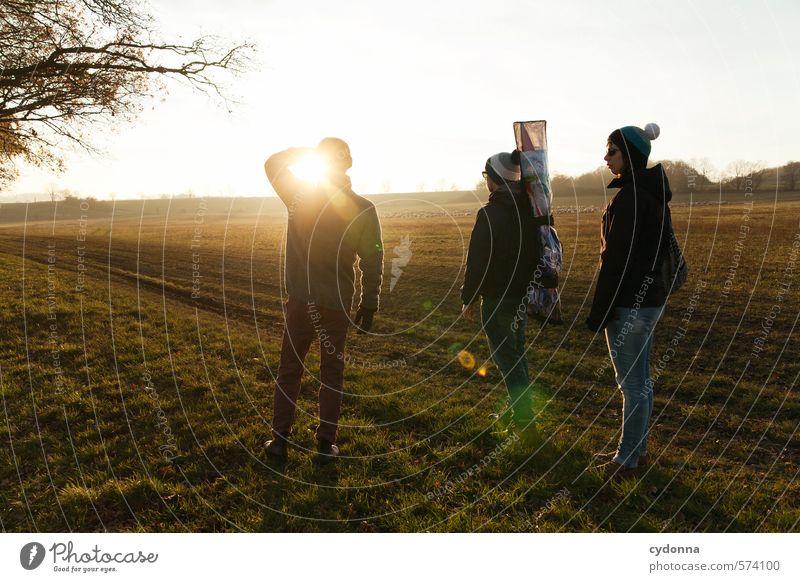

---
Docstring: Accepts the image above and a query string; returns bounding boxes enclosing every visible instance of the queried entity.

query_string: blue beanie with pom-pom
[610,123,660,170]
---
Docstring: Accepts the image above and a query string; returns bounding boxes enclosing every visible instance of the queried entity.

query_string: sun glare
[289,153,327,183]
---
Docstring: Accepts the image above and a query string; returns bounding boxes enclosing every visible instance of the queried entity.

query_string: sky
[6,0,800,199]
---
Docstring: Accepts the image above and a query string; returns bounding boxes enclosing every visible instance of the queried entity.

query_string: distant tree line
[550,159,800,197]
[36,189,198,203]
[471,158,800,200]
[25,158,800,203]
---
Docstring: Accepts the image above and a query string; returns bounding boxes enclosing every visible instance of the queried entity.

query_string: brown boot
[315,439,339,465]
[601,461,639,480]
[264,434,289,462]
[593,451,617,465]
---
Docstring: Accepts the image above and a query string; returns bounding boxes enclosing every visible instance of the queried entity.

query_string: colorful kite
[514,120,563,325]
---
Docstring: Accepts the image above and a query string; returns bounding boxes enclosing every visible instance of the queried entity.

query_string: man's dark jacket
[461,182,540,305]
[586,164,672,331]
[266,149,383,312]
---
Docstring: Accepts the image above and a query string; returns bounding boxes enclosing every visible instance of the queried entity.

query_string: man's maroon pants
[272,297,350,444]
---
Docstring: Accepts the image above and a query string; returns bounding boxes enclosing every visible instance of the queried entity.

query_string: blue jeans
[481,295,532,424]
[604,305,664,468]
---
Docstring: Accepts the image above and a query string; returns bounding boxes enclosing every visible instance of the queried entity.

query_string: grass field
[0,193,798,532]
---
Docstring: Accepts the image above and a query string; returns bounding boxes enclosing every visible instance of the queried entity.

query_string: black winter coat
[461,182,540,305]
[266,149,384,312]
[586,164,672,331]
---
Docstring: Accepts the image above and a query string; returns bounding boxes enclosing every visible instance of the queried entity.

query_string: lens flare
[448,342,464,354]
[457,350,475,370]
[290,153,327,183]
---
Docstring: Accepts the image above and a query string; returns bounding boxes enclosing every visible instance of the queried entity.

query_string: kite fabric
[513,120,564,325]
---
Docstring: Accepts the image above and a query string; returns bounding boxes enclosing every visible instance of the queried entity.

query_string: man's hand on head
[287,146,315,160]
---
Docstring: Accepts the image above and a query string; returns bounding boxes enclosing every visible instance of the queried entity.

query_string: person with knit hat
[587,123,673,478]
[461,149,540,435]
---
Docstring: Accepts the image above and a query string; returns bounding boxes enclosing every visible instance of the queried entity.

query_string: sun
[289,152,328,183]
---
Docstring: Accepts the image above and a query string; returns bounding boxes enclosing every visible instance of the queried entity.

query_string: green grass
[0,197,797,532]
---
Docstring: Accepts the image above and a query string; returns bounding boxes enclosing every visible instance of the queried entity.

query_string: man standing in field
[263,138,384,464]
[462,150,540,436]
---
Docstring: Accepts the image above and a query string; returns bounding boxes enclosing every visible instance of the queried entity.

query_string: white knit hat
[485,151,521,183]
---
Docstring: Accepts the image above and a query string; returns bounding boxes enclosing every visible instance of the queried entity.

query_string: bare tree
[750,163,768,192]
[46,182,60,202]
[782,161,800,192]
[724,160,744,191]
[689,157,716,186]
[549,173,574,198]
[0,0,253,185]
[724,160,760,191]
[472,178,489,198]
[62,189,80,203]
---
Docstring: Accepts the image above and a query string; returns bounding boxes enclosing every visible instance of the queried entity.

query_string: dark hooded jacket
[586,164,672,331]
[461,182,540,305]
[266,149,384,312]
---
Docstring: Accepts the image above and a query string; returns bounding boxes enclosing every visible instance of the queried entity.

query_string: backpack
[660,207,689,294]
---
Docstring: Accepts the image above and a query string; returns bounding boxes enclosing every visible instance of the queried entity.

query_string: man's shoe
[594,451,649,468]
[264,436,288,462]
[600,461,639,481]
[488,407,514,425]
[593,451,617,465]
[316,439,339,465]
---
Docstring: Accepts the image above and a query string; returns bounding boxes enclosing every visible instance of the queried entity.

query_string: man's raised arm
[264,147,313,207]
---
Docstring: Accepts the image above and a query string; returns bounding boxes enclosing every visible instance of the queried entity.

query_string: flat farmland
[0,194,797,532]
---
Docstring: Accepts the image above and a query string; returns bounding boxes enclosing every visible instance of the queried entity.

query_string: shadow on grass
[554,453,746,532]
[257,457,291,532]
[258,456,344,532]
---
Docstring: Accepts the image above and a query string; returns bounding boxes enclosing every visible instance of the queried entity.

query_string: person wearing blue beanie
[588,123,674,478]
[607,123,661,173]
